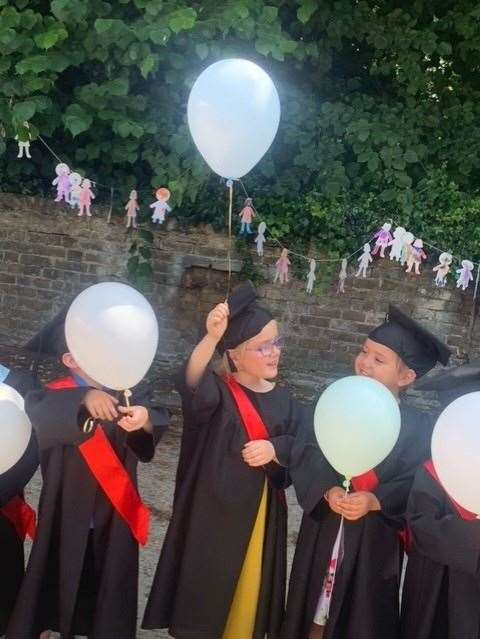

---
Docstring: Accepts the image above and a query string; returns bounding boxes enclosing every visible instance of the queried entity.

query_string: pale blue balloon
[314,376,401,479]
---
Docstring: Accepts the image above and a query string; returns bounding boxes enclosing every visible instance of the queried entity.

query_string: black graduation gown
[142,366,303,639]
[0,370,40,635]
[282,402,433,639]
[401,466,480,639]
[6,382,169,639]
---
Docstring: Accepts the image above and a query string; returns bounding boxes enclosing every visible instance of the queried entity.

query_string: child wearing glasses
[143,281,305,639]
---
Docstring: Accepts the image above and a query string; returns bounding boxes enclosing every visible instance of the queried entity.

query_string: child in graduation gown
[6,310,169,639]
[401,362,480,639]
[142,281,304,639]
[0,364,40,636]
[282,304,451,639]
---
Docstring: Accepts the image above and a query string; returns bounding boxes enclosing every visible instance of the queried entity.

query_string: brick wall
[0,192,477,406]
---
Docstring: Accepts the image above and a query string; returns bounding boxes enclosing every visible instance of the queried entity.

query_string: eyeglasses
[246,336,285,357]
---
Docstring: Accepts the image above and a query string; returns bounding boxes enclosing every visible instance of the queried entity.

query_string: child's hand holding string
[325,487,347,515]
[340,491,381,521]
[206,302,229,343]
[117,405,152,433]
[84,389,119,422]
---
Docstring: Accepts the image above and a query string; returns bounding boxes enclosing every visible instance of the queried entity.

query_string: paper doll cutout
[150,188,172,225]
[255,221,267,257]
[274,248,290,285]
[78,178,95,217]
[388,226,406,262]
[400,231,415,266]
[125,190,139,229]
[337,258,348,293]
[15,122,31,159]
[371,222,393,258]
[356,244,373,278]
[239,198,255,235]
[433,252,453,287]
[406,238,426,275]
[53,163,71,203]
[456,259,474,291]
[69,172,82,211]
[306,258,316,294]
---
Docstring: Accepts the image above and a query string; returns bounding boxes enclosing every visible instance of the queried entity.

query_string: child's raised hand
[117,405,151,433]
[340,491,381,521]
[242,440,276,467]
[84,389,119,422]
[325,486,347,515]
[206,302,229,342]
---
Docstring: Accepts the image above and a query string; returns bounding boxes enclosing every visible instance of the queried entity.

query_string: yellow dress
[222,481,268,639]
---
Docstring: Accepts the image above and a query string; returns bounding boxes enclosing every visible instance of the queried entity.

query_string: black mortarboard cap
[23,305,70,364]
[368,304,451,378]
[217,281,273,355]
[415,360,480,407]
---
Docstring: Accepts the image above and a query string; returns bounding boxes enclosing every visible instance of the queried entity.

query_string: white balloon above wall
[187,58,281,179]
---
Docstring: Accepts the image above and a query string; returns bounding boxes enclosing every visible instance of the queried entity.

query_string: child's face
[229,320,281,380]
[354,338,416,397]
[61,352,101,388]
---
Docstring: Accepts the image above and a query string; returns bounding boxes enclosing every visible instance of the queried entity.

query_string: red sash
[424,460,477,521]
[1,495,37,540]
[46,377,150,545]
[351,468,412,551]
[351,470,379,493]
[222,376,269,441]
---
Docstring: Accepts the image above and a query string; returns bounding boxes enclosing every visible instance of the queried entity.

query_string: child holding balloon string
[400,363,480,639]
[7,302,170,639]
[282,304,451,639]
[142,280,305,639]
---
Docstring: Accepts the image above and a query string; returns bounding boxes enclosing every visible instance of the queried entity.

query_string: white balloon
[0,400,32,473]
[431,392,480,515]
[65,282,158,391]
[187,59,281,179]
[314,376,401,479]
[0,382,25,411]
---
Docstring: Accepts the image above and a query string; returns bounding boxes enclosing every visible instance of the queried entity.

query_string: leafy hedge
[2,0,480,260]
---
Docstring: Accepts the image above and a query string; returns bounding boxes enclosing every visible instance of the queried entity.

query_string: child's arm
[408,467,480,576]
[288,414,343,514]
[26,387,103,450]
[172,302,229,430]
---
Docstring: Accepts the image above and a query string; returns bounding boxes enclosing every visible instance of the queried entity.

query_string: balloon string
[225,180,233,300]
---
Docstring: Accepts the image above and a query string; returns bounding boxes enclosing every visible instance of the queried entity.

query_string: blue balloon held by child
[314,375,401,480]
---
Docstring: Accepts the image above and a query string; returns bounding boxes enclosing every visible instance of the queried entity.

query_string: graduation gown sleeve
[25,387,94,450]
[288,408,342,516]
[174,363,221,427]
[125,383,170,462]
[374,404,434,522]
[407,467,480,577]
